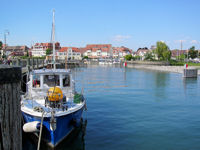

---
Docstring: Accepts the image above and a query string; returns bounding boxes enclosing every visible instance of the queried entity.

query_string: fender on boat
[23,121,41,133]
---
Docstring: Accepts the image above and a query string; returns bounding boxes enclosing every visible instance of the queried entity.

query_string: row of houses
[32,43,132,60]
[133,47,200,60]
[1,43,132,59]
[1,42,197,60]
[0,45,29,57]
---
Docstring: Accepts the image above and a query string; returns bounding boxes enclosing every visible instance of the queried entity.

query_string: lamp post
[180,40,182,60]
[3,30,9,57]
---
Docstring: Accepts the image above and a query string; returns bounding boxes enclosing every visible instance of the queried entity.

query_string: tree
[83,56,89,59]
[180,54,186,61]
[162,50,171,61]
[144,52,154,61]
[0,41,2,50]
[0,41,2,57]
[26,50,29,57]
[124,54,132,61]
[154,41,170,60]
[188,46,198,59]
[46,48,52,55]
[132,55,141,60]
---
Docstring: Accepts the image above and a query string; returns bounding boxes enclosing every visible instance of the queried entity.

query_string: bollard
[0,65,22,150]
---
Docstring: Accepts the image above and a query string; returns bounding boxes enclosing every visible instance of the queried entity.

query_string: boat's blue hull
[22,107,84,147]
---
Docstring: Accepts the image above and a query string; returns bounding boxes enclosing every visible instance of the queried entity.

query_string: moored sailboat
[21,10,86,148]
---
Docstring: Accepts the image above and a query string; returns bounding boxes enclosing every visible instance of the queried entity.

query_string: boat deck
[21,99,84,118]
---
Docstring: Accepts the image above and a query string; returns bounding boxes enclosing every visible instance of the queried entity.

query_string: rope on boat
[37,111,45,150]
[33,106,44,112]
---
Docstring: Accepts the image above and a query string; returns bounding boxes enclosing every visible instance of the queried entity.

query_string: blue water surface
[24,66,200,150]
[74,66,200,150]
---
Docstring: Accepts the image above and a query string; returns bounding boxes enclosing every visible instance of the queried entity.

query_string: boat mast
[52,9,56,69]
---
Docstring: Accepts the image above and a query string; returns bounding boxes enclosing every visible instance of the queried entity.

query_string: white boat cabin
[28,69,75,99]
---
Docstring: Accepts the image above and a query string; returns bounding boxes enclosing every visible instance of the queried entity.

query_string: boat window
[33,74,40,88]
[63,75,70,87]
[44,75,59,87]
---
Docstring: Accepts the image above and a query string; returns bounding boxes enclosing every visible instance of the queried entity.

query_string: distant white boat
[113,59,120,64]
[99,58,113,65]
[99,59,106,65]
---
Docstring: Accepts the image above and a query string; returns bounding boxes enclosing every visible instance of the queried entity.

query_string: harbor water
[23,65,200,150]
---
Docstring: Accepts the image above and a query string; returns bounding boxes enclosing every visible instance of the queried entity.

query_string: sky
[0,0,200,51]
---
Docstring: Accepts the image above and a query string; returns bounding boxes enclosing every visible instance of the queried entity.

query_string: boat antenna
[52,9,56,69]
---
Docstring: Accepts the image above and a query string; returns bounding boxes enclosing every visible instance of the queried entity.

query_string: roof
[171,50,188,57]
[59,47,68,52]
[3,45,29,51]
[58,47,80,53]
[35,42,60,46]
[86,44,112,49]
[112,46,132,53]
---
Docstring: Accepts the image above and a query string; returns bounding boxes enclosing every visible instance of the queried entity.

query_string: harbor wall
[127,60,170,66]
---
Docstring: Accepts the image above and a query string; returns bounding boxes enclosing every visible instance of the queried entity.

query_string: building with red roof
[31,42,60,57]
[171,49,188,58]
[82,44,113,59]
[112,46,132,58]
[57,47,81,60]
[2,45,29,57]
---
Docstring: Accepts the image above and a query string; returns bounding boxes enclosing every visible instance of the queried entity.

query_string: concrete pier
[0,65,22,150]
[183,68,198,78]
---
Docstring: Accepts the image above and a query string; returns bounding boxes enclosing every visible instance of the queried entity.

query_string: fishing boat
[21,10,86,148]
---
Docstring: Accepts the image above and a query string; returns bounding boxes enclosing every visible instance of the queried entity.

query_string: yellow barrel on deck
[47,86,63,102]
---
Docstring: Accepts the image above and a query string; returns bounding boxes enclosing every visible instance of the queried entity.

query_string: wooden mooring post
[0,65,22,150]
[27,58,30,71]
[36,58,39,69]
[32,58,34,70]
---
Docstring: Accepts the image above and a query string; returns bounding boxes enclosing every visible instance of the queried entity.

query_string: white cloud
[190,40,198,44]
[112,35,131,42]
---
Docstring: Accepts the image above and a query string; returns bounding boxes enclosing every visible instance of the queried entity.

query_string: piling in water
[0,65,22,150]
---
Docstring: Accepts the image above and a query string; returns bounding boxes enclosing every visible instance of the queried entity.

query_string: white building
[57,47,82,60]
[82,44,112,59]
[31,42,60,57]
[134,48,151,60]
[113,47,132,58]
[83,49,110,58]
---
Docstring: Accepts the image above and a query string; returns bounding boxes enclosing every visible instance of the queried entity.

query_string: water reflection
[154,72,169,88]
[183,77,198,92]
[23,120,87,150]
[153,72,169,100]
[73,66,128,93]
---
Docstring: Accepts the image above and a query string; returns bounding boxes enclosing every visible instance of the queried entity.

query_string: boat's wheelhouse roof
[31,69,71,75]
